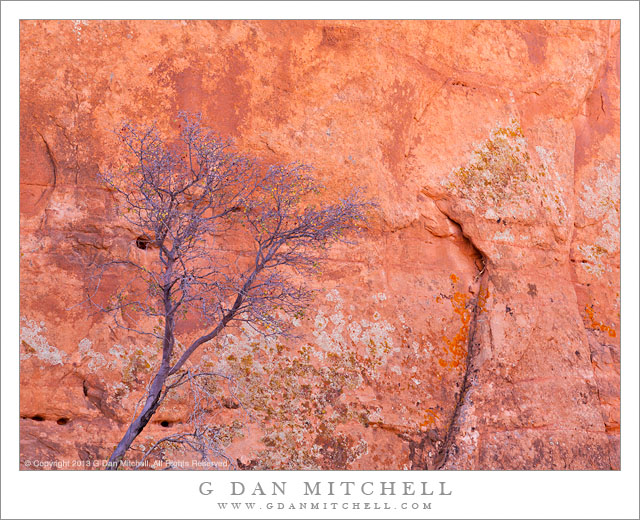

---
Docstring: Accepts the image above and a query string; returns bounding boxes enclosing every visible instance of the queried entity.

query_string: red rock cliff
[20,20,620,469]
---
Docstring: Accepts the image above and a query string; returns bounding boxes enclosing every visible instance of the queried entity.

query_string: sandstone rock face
[20,20,620,470]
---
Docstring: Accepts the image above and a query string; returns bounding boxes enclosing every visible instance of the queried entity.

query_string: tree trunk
[106,285,176,469]
[105,370,168,470]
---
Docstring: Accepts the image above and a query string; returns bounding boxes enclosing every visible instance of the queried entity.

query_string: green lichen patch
[445,120,535,210]
[443,120,576,240]
[176,290,401,470]
[210,331,390,469]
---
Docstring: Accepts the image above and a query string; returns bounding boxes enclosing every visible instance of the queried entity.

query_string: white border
[2,2,638,519]
[3,0,640,20]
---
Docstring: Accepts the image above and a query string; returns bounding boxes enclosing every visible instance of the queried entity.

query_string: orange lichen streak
[420,408,439,429]
[584,305,617,338]
[439,274,489,369]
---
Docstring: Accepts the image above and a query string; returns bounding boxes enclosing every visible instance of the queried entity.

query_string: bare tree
[88,113,372,469]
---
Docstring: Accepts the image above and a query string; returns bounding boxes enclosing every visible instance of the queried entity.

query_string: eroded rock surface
[20,20,619,469]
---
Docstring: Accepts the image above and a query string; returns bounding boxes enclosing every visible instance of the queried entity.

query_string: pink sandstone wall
[19,20,620,469]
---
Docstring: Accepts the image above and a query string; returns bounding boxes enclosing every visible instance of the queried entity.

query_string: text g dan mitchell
[199,480,452,497]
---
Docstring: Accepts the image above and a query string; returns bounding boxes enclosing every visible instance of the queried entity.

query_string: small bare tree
[89,113,371,469]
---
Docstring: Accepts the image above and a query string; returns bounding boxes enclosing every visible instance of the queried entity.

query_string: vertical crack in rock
[431,212,487,470]
[35,130,57,188]
[434,273,487,470]
[33,130,59,208]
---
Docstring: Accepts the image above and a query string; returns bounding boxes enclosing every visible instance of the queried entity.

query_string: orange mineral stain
[585,305,617,338]
[441,282,489,369]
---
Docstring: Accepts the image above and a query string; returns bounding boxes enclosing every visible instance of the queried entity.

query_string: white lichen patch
[484,207,499,220]
[314,311,328,332]
[309,289,395,358]
[535,145,556,170]
[372,292,387,303]
[72,20,89,43]
[329,312,345,327]
[78,338,109,372]
[357,319,395,350]
[325,288,343,309]
[108,344,128,364]
[368,408,383,423]
[578,163,620,221]
[576,245,607,277]
[48,192,86,223]
[596,211,620,254]
[536,146,569,224]
[581,164,620,256]
[20,318,65,366]
[493,229,515,243]
[575,162,620,278]
[390,365,402,375]
[347,321,363,343]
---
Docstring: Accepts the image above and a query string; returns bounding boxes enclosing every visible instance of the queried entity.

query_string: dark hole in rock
[136,235,151,250]
[31,415,45,422]
[57,418,69,425]
[160,420,170,428]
